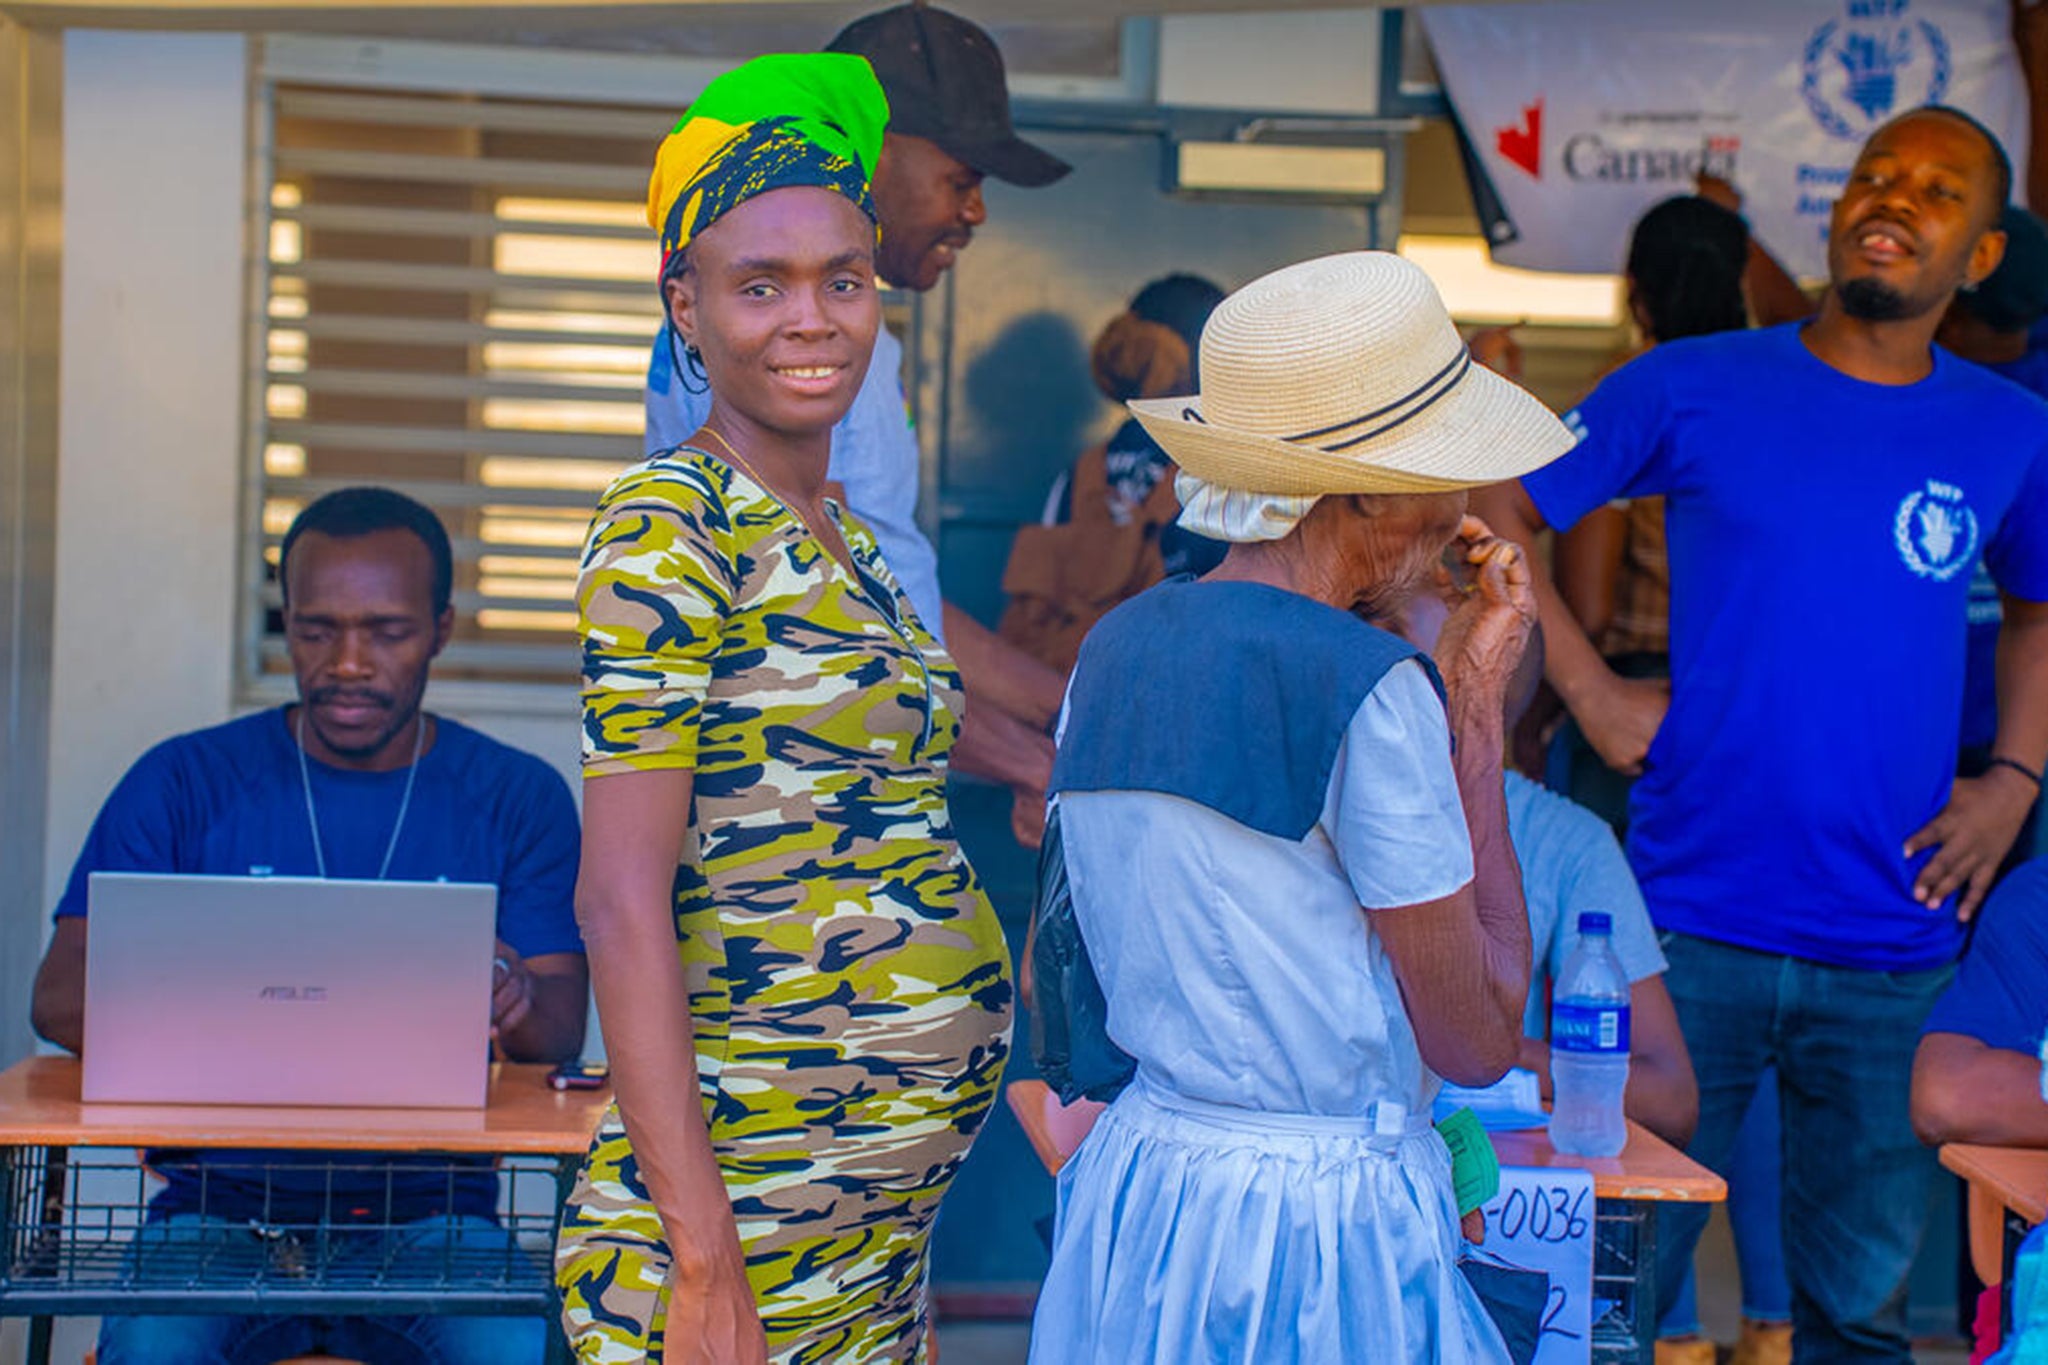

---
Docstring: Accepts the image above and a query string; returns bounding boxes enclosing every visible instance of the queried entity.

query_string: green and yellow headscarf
[649,52,890,280]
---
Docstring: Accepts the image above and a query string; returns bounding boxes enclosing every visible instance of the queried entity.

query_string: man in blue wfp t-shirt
[1478,107,2048,1360]
[31,488,588,1365]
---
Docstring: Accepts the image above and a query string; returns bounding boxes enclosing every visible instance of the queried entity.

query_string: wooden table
[1941,1143,2048,1296]
[0,1057,610,1365]
[1492,1122,1728,1204]
[1495,1121,1726,1364]
[1010,1079,1725,1195]
[1490,1121,1728,1365]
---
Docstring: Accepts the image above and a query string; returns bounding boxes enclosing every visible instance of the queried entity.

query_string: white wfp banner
[1418,0,2030,280]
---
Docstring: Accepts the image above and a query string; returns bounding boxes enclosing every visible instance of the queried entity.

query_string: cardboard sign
[1421,0,2029,280]
[1470,1166,1597,1364]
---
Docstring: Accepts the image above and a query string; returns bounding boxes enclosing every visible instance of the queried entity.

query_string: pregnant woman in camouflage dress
[555,56,1013,1364]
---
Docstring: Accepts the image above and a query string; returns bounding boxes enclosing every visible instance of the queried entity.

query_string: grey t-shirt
[1506,771,1667,1039]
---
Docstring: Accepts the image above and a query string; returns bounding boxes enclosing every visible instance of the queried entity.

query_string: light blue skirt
[1028,1076,1509,1364]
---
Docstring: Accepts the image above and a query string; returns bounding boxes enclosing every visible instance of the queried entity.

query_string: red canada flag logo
[1496,99,1543,179]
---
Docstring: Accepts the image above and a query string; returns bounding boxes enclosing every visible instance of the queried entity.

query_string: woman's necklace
[693,428,935,751]
[294,708,426,881]
[696,426,828,544]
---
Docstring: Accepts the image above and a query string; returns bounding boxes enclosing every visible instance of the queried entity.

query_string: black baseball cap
[1957,205,2048,333]
[827,4,1072,188]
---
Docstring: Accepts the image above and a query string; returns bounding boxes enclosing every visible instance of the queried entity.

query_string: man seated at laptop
[29,487,588,1365]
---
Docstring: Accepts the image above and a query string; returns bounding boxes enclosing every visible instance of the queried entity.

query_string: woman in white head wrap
[1173,471,1320,544]
[1029,252,1576,1363]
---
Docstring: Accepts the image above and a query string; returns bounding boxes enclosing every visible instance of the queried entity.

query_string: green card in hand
[1436,1106,1500,1215]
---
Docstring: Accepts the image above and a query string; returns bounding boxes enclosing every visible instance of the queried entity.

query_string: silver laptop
[82,872,498,1108]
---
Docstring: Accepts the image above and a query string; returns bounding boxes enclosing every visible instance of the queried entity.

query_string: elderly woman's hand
[1432,516,1535,711]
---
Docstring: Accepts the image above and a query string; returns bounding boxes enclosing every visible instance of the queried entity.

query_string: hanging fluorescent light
[1172,140,1386,199]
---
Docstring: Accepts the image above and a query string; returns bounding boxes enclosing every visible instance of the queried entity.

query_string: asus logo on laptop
[258,986,328,1002]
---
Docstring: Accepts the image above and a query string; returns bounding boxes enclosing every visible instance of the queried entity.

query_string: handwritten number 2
[1539,1284,1584,1341]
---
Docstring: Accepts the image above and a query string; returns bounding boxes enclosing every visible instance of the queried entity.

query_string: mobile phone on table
[547,1060,610,1091]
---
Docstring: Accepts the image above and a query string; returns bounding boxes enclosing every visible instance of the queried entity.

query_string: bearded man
[1476,107,2048,1362]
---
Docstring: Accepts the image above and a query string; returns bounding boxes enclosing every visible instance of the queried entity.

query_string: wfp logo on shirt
[1894,479,1978,582]
[1802,0,1951,143]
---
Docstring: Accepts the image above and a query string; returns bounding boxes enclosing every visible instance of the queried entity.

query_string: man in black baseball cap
[645,4,1075,851]
[829,3,1071,291]
[833,4,1070,186]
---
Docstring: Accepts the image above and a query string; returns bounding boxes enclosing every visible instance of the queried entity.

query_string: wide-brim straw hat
[1129,252,1576,495]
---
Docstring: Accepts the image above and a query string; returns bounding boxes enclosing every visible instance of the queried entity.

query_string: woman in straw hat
[557,54,1011,1365]
[1028,251,1575,1362]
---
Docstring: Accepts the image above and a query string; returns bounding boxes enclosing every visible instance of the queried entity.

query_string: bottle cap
[1577,911,1613,936]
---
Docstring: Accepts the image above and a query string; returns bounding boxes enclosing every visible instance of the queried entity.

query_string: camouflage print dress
[556,448,1014,1364]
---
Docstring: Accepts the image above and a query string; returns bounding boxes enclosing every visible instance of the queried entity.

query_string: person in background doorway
[1939,204,2048,395]
[558,55,1011,1365]
[2014,0,2048,219]
[1036,273,1229,555]
[1937,204,2048,813]
[1549,194,1745,833]
[998,272,1229,672]
[1698,172,1816,330]
[32,487,588,1365]
[644,3,1073,849]
[1475,106,2048,1361]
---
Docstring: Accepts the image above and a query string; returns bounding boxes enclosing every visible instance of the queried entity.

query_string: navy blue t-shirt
[56,707,583,1223]
[1922,858,2048,1050]
[1525,324,2048,971]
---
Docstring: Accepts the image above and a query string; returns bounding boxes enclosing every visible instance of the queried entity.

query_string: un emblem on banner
[1802,4,1952,142]
[1895,480,1978,582]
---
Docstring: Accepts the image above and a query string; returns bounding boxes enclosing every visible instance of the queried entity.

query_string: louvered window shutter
[249,82,668,688]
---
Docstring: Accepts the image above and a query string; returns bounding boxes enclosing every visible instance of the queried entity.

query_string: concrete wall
[45,31,250,912]
[42,31,584,931]
[0,18,62,1067]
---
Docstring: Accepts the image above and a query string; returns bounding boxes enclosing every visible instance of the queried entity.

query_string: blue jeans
[1660,1069,1792,1333]
[1654,933,1952,1363]
[95,1214,545,1365]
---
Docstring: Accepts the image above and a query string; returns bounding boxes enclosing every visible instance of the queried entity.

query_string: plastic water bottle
[1549,912,1631,1157]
